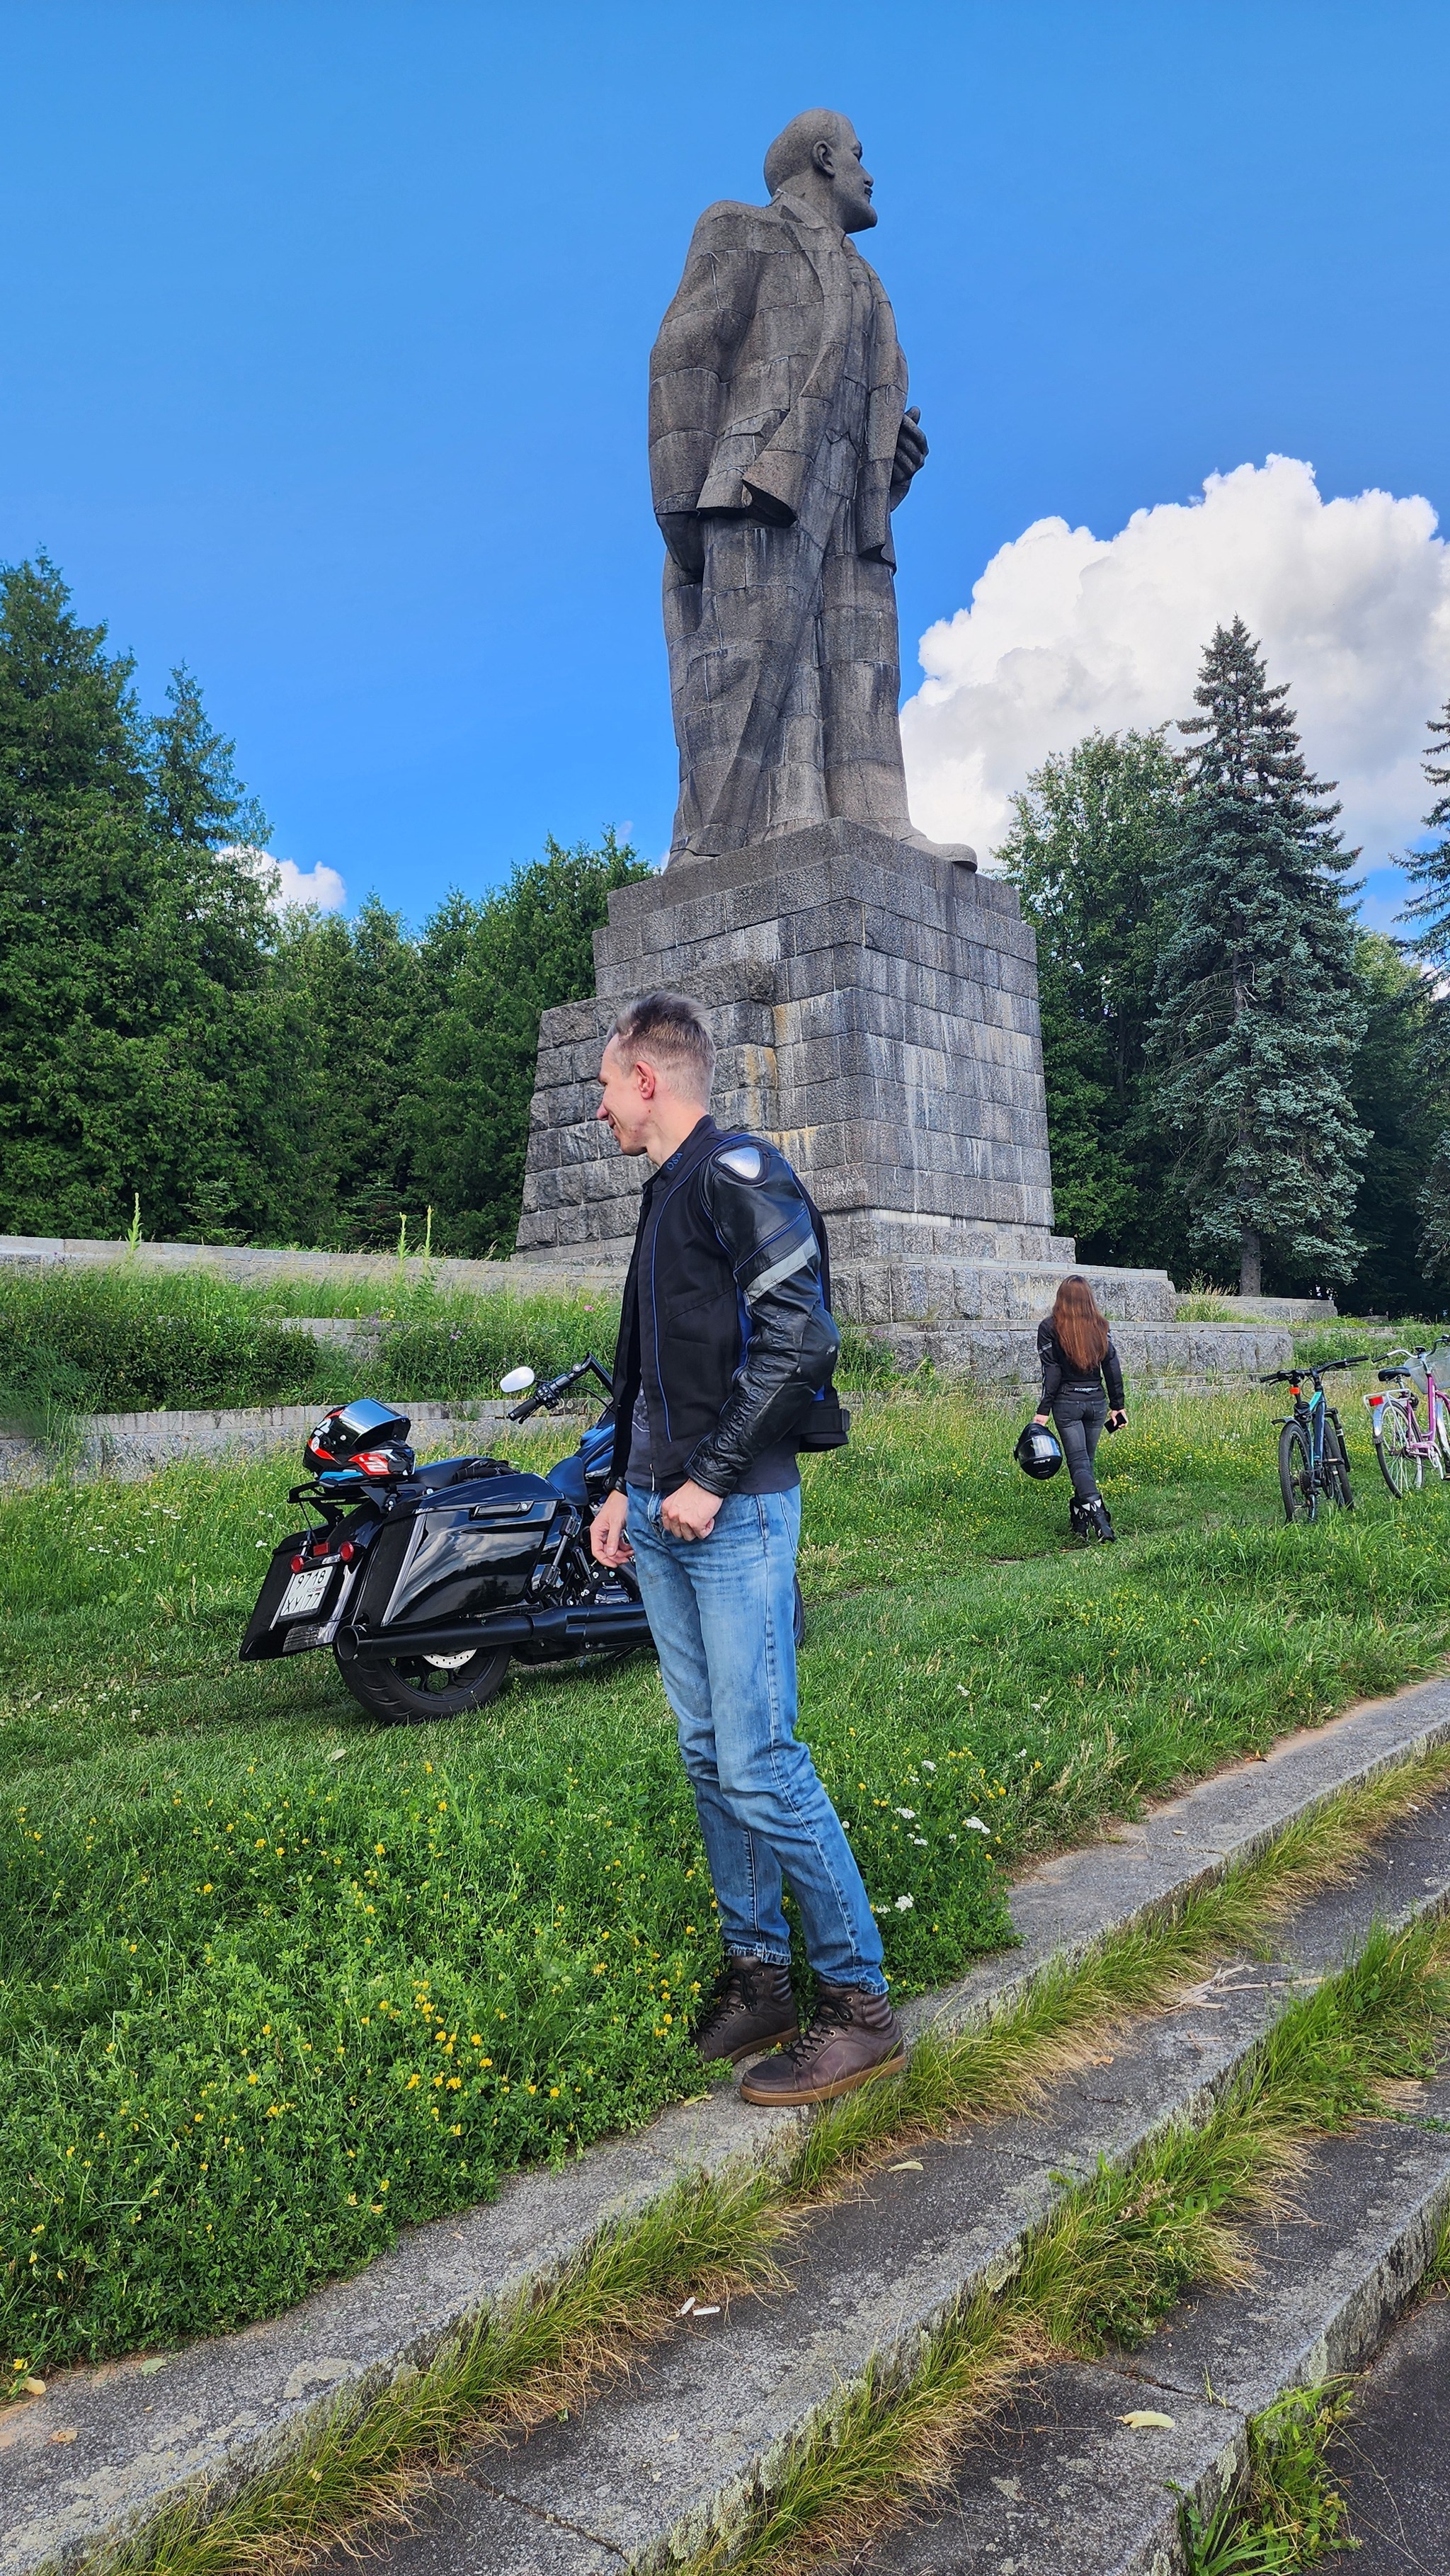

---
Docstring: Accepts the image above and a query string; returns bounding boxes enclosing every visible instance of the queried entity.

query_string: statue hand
[660,511,706,583]
[890,406,928,503]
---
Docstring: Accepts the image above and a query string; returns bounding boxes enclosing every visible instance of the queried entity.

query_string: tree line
[0,557,647,1255]
[3,557,1446,1301]
[1000,617,1450,1309]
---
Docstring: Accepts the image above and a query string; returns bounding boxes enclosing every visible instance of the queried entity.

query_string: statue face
[818,125,877,233]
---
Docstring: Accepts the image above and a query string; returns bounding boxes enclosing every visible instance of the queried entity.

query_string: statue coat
[649,189,915,857]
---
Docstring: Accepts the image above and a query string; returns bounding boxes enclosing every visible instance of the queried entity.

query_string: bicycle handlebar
[1259,1355,1369,1385]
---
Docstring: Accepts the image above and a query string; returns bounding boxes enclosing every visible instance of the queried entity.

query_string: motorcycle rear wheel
[335,1643,513,1723]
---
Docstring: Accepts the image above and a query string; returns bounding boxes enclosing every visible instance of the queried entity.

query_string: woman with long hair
[1032,1276,1126,1542]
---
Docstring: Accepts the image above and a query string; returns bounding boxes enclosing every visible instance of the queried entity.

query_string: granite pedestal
[513,822,1184,1357]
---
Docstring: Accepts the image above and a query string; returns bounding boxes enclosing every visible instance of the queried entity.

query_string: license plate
[277,1566,333,1620]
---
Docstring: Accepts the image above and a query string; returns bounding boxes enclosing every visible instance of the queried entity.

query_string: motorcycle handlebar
[506,1353,615,1423]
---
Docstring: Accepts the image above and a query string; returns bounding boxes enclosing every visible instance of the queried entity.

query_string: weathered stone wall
[518,819,1066,1266]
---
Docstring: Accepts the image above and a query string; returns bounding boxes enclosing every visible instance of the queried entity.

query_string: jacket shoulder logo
[717,1144,765,1181]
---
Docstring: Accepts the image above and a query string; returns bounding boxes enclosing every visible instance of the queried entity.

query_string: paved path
[1324,2284,1450,2574]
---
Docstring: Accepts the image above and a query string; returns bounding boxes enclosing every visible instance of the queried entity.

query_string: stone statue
[650,110,971,866]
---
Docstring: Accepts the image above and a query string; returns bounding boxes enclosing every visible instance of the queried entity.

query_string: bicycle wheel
[1322,1410,1354,1510]
[1375,1398,1422,1497]
[1279,1420,1318,1523]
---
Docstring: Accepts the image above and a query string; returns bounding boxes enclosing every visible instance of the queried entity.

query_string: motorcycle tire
[335,1642,513,1724]
[793,1576,806,1648]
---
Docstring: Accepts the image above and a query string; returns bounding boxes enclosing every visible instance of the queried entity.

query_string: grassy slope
[0,1388,1447,2378]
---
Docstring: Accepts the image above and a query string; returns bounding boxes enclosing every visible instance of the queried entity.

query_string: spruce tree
[1402,693,1450,982]
[1402,697,1450,1287]
[1151,618,1366,1295]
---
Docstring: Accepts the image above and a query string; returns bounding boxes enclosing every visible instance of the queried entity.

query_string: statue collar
[772,188,849,245]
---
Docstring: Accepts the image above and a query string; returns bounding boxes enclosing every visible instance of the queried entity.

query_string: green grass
[0,1257,627,1415]
[1182,2383,1356,2574]
[81,1751,1450,2576]
[0,1385,1449,2381]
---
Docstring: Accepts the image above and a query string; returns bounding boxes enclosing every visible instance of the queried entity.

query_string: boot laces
[778,1987,855,2070]
[699,1958,775,2038]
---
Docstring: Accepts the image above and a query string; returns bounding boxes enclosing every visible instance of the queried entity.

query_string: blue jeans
[627,1486,886,1993]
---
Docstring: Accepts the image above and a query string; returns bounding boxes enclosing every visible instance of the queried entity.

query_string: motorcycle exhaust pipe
[336,1613,537,1664]
[336,1604,653,1664]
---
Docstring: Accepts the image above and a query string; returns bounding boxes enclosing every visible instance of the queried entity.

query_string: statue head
[763,110,876,233]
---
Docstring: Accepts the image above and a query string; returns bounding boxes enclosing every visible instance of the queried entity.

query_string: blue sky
[1,1,1446,930]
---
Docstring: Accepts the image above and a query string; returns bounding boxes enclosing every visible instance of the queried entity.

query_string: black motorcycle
[241,1357,807,1722]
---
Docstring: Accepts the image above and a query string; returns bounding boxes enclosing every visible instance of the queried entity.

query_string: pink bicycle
[1365,1344,1450,1495]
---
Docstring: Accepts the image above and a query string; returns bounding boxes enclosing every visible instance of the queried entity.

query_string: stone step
[831,1255,1179,1327]
[1177,1292,1339,1325]
[850,1314,1294,1387]
[847,2081,1450,2572]
[307,1779,1450,2575]
[4,1677,1446,2575]
[0,1401,578,1488]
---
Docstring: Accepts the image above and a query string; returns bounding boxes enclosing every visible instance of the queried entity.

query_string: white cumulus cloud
[901,455,1450,869]
[224,845,348,915]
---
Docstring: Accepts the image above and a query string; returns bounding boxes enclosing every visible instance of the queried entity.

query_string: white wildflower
[964,1817,991,1835]
[894,1893,915,1912]
[894,1807,915,1820]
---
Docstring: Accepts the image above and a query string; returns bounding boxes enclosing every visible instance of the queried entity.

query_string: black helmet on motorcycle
[1015,1420,1064,1480]
[305,1397,414,1483]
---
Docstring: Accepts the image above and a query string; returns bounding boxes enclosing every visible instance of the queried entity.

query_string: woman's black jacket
[608,1116,843,1498]
[1037,1320,1124,1412]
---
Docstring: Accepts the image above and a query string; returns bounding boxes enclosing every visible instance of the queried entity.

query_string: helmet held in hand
[1015,1421,1064,1481]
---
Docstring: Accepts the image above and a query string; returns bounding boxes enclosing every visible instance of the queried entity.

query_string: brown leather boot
[692,1956,799,2066]
[738,1981,906,2105]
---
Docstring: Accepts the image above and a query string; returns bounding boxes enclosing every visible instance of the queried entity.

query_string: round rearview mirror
[498,1367,535,1396]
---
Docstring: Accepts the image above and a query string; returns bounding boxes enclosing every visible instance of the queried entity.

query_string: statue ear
[811,137,836,177]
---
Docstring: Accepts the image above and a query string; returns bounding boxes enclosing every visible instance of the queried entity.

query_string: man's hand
[890,404,928,503]
[1033,1413,1051,1428]
[661,1479,722,1542]
[590,1490,634,1567]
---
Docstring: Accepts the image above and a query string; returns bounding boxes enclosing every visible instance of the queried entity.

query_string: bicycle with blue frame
[1260,1356,1369,1524]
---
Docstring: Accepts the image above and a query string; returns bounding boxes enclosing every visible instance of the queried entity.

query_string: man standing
[650,110,935,860]
[590,990,906,2106]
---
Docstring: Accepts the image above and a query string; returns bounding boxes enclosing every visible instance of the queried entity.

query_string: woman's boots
[1069,1493,1117,1544]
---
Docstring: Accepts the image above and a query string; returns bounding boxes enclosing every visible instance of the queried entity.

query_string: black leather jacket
[609,1117,842,1498]
[1037,1321,1124,1412]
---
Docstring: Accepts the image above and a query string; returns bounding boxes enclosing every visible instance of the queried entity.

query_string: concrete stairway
[5,1679,1448,2576]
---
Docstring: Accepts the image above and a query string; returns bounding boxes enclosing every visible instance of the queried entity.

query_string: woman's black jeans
[1051,1388,1107,1503]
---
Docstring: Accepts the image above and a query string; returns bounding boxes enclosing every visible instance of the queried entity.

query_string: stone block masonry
[515,819,1070,1272]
